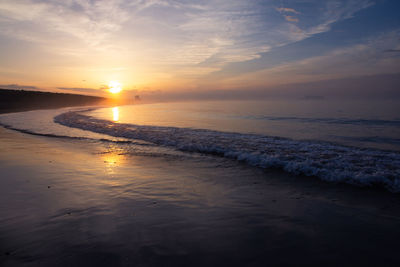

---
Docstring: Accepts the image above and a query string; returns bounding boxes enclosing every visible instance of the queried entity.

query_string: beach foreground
[1,126,400,266]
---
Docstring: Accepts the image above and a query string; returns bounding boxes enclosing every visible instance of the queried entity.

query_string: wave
[240,115,400,127]
[338,136,400,145]
[0,122,151,145]
[54,111,400,192]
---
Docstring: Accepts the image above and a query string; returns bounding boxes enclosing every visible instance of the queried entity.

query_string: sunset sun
[108,81,122,94]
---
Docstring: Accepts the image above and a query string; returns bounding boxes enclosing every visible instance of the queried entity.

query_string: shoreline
[2,104,400,193]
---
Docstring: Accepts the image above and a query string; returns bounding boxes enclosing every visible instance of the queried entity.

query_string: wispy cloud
[0,0,376,82]
[0,84,38,90]
[57,87,104,94]
[277,7,300,23]
[284,15,299,23]
[215,30,400,88]
[276,7,300,14]
[0,0,131,49]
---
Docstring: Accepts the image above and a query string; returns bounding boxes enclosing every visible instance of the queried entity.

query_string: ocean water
[88,100,400,150]
[1,99,400,192]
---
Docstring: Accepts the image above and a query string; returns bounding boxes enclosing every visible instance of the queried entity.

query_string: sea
[1,99,400,192]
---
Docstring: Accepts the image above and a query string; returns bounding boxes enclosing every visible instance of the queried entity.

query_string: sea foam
[54,111,400,192]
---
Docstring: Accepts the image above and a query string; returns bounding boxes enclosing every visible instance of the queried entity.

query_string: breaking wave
[55,111,400,192]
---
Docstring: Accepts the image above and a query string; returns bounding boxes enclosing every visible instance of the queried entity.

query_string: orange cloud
[284,15,299,22]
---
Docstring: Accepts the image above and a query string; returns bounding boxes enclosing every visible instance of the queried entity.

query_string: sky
[0,0,399,100]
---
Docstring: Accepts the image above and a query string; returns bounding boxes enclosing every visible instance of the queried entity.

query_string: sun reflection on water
[112,107,119,122]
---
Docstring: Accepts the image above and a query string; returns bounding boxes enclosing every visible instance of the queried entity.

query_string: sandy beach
[1,117,400,266]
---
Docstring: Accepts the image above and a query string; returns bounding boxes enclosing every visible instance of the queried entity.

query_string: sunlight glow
[100,151,126,178]
[112,107,119,122]
[109,81,122,94]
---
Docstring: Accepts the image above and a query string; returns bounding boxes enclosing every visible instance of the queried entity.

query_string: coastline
[0,89,108,114]
[1,107,400,265]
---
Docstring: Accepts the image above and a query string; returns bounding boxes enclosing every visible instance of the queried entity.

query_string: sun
[108,81,122,94]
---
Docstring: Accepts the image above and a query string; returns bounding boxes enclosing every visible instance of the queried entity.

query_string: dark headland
[0,89,107,114]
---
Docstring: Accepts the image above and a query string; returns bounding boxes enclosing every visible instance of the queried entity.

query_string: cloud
[0,0,132,49]
[276,7,300,23]
[0,84,38,90]
[0,0,375,80]
[304,0,374,36]
[214,30,400,88]
[57,86,112,95]
[276,7,300,14]
[284,15,299,23]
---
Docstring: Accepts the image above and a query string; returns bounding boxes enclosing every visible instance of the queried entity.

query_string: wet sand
[1,126,400,266]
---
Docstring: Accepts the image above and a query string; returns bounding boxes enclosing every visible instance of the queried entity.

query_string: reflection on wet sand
[100,150,126,179]
[101,151,125,167]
